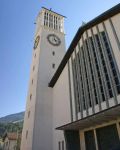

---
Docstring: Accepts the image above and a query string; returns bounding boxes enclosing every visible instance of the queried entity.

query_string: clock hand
[54,37,57,42]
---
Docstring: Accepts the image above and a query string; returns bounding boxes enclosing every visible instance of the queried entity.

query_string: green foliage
[0,121,23,138]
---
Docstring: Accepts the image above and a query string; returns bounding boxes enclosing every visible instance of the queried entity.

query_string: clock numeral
[34,36,40,49]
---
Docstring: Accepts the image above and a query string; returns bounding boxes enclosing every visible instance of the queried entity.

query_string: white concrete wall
[21,28,42,150]
[32,26,66,150]
[53,64,71,150]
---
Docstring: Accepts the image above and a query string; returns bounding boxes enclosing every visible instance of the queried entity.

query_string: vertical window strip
[79,45,89,115]
[95,34,109,103]
[73,56,80,114]
[96,26,115,102]
[71,55,78,119]
[82,38,93,109]
[87,35,102,110]
[102,22,120,96]
[75,49,84,118]
[101,31,120,98]
[77,43,84,117]
[74,49,82,113]
[86,35,102,110]
[77,47,86,112]
[68,60,74,121]
[95,30,113,108]
[81,44,91,111]
[91,28,108,103]
[99,30,118,101]
[89,36,105,104]
[84,38,97,110]
[85,32,100,111]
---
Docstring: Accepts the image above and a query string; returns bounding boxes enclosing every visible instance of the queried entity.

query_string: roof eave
[49,3,120,88]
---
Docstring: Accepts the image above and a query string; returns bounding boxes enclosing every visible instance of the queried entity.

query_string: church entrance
[96,124,120,150]
[84,130,96,150]
[84,123,120,150]
[64,130,80,150]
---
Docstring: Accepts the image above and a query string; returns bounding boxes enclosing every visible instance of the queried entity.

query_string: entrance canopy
[56,105,120,130]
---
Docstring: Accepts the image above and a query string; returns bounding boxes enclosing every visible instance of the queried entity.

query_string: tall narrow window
[30,94,32,101]
[52,63,55,69]
[26,130,28,139]
[95,34,113,99]
[33,66,35,71]
[52,51,55,56]
[101,31,120,94]
[62,141,64,150]
[28,111,30,118]
[58,141,61,150]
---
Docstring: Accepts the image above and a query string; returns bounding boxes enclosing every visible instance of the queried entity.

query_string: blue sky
[0,0,119,117]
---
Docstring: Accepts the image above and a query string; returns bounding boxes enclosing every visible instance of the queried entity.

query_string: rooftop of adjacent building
[3,132,21,141]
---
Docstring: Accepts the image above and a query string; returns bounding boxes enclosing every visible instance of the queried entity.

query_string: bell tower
[21,7,66,150]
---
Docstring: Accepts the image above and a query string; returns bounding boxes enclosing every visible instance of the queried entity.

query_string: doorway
[64,130,80,150]
[96,124,120,150]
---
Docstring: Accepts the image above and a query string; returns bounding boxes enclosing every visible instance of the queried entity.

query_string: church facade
[21,4,120,150]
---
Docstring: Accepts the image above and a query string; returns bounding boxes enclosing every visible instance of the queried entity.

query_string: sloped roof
[3,132,21,141]
[49,3,120,87]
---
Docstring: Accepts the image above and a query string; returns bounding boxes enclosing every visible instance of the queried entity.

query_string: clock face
[34,35,40,49]
[47,34,61,46]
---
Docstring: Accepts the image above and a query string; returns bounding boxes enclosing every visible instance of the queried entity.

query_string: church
[21,3,120,150]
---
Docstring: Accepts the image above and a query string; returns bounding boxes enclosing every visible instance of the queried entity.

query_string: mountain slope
[0,112,25,123]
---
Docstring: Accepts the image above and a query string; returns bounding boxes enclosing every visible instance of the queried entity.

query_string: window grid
[85,39,99,106]
[101,31,120,95]
[74,50,82,112]
[95,33,113,100]
[92,33,108,103]
[82,42,92,108]
[72,30,120,117]
[86,31,104,110]
[72,57,80,113]
[77,49,86,110]
[71,56,78,118]
[44,11,62,32]
[76,47,84,117]
[79,47,89,114]
[89,36,106,103]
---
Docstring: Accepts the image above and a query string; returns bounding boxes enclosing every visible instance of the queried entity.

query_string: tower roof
[42,7,66,18]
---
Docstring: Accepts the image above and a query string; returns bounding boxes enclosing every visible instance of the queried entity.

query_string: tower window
[26,130,28,139]
[28,111,30,118]
[52,51,55,56]
[32,79,34,84]
[30,94,32,100]
[33,66,35,71]
[52,63,55,68]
